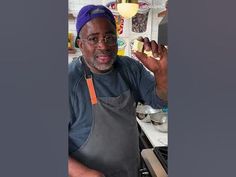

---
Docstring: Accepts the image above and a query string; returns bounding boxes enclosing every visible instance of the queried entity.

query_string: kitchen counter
[137,118,168,147]
[137,118,168,176]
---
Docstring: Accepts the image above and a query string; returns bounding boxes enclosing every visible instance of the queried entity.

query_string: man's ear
[77,39,83,49]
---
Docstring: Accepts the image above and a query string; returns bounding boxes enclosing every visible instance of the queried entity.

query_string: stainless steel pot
[136,103,159,123]
[150,112,168,132]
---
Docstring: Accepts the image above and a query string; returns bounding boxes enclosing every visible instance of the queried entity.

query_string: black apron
[71,58,140,177]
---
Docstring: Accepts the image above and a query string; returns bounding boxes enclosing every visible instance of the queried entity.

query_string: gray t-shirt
[68,56,166,153]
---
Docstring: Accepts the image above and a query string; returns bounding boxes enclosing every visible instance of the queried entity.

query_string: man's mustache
[95,50,116,57]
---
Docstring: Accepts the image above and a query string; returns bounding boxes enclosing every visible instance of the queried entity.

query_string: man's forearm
[68,156,104,177]
[69,156,87,177]
[154,71,168,102]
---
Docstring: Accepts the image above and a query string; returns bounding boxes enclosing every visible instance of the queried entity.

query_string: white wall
[68,0,167,63]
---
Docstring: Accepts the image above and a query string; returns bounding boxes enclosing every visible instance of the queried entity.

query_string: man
[68,4,168,177]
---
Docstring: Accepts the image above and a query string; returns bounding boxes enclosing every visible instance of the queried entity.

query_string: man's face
[77,17,118,73]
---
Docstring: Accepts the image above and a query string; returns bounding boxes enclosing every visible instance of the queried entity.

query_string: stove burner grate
[153,146,168,174]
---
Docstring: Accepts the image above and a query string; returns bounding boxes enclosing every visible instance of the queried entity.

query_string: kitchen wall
[68,0,167,63]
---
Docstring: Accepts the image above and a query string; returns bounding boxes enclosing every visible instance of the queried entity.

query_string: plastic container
[107,1,125,35]
[129,39,138,60]
[117,37,126,56]
[131,1,150,33]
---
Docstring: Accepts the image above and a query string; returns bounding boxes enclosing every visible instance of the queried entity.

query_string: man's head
[76,5,118,73]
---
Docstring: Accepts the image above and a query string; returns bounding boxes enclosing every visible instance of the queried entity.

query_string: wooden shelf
[68,13,75,20]
[68,48,77,54]
[158,10,167,17]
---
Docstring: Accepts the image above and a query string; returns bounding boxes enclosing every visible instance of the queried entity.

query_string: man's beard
[92,50,116,72]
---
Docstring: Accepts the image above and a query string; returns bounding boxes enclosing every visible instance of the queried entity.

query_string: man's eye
[105,35,115,41]
[88,37,98,43]
[106,36,112,40]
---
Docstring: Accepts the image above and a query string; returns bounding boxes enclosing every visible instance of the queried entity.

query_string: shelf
[68,13,76,20]
[158,10,167,17]
[68,48,77,54]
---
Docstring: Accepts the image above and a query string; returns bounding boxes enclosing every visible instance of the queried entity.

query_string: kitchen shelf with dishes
[68,32,77,54]
[68,13,76,20]
[68,48,77,54]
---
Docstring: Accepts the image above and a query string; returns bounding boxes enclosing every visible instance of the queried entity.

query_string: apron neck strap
[81,57,98,105]
[81,57,93,79]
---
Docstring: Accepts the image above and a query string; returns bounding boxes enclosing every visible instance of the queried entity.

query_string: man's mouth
[96,54,113,64]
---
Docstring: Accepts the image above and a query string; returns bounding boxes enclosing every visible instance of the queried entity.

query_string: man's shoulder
[68,57,83,85]
[69,57,83,74]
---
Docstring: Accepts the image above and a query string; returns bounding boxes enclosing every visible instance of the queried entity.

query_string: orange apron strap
[86,78,97,105]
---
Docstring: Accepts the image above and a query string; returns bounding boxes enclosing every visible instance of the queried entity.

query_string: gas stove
[153,146,168,174]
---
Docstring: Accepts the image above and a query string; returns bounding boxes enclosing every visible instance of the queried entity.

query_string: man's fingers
[137,36,144,42]
[150,40,159,58]
[133,51,146,58]
[143,37,151,51]
[133,51,147,63]
[159,45,168,60]
[132,38,165,61]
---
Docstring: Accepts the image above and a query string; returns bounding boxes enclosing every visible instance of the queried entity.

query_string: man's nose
[97,39,109,49]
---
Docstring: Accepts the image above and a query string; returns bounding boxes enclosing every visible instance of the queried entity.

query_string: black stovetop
[153,146,168,174]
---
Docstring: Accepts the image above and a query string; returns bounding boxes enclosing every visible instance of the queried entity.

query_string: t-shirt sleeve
[68,59,83,153]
